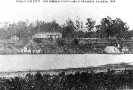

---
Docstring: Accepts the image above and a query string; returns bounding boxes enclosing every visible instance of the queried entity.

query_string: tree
[97,16,129,39]
[62,19,76,39]
[76,31,85,38]
[75,19,80,31]
[111,18,129,39]
[6,23,18,39]
[75,17,83,31]
[74,18,85,38]
[95,25,103,38]
[86,18,96,32]
[99,16,112,38]
[127,30,133,39]
[16,21,29,39]
[34,20,62,33]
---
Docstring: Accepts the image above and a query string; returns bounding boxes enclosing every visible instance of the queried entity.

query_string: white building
[11,36,19,40]
[32,32,62,40]
[20,40,42,54]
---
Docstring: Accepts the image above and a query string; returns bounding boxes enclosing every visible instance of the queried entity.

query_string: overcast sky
[0,0,133,29]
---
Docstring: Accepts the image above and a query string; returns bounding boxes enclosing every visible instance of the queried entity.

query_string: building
[32,32,62,40]
[20,40,41,54]
[11,36,19,41]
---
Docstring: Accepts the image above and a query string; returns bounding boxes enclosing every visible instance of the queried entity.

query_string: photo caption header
[16,0,115,3]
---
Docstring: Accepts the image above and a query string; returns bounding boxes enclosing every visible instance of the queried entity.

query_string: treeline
[0,16,133,40]
[0,20,62,39]
[1,69,133,89]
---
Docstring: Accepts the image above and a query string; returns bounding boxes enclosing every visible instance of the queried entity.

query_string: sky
[0,0,133,29]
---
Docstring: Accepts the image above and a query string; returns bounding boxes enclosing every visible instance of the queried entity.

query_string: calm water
[0,54,132,72]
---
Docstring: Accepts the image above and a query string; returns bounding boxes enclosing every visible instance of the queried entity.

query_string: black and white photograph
[0,0,133,89]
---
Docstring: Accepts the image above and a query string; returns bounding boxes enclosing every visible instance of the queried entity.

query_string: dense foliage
[0,16,131,40]
[96,16,129,39]
[1,69,133,90]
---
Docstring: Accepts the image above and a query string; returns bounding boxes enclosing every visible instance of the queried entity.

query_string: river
[0,54,132,72]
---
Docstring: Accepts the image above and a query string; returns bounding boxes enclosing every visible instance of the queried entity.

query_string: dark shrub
[56,39,67,47]
[72,38,79,45]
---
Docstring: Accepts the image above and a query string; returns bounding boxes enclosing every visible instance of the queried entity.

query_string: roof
[104,46,120,54]
[33,32,62,38]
